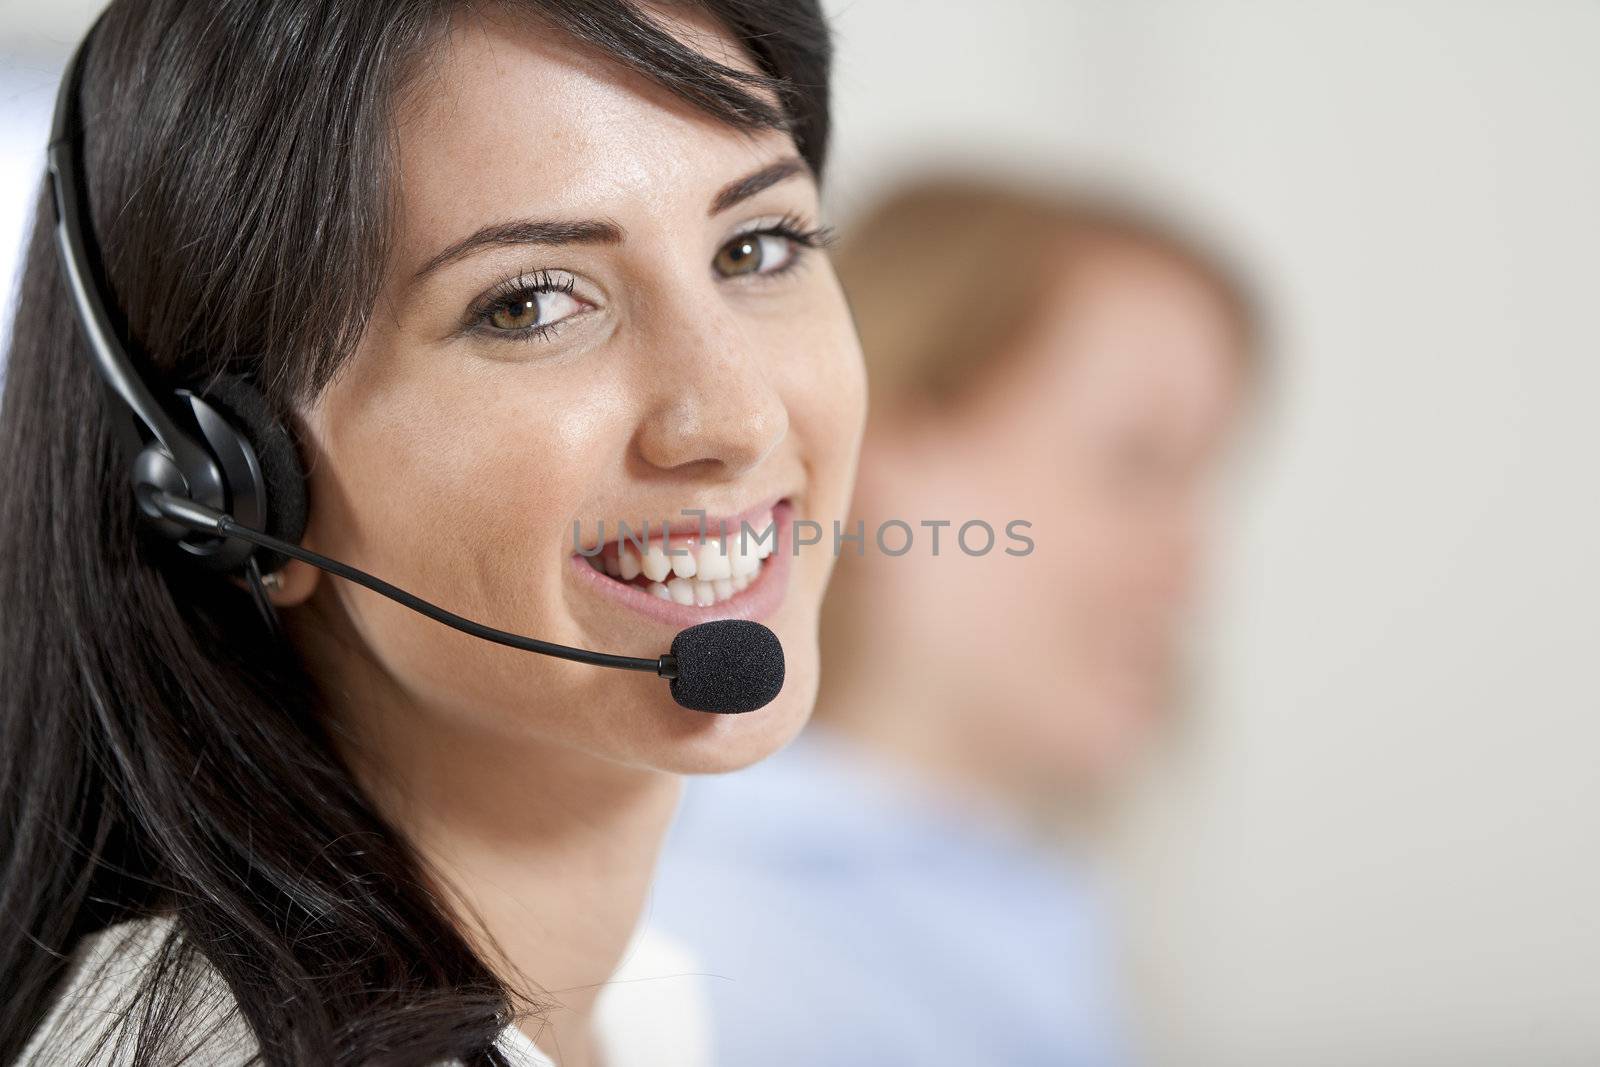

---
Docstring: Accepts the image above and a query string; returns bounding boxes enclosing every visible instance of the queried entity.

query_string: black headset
[46,19,307,609]
[40,17,785,714]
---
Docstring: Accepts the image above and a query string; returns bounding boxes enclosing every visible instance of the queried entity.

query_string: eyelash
[464,213,837,344]
[747,212,838,271]
[465,269,577,344]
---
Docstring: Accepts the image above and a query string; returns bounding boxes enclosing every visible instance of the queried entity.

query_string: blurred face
[273,8,865,774]
[867,240,1243,787]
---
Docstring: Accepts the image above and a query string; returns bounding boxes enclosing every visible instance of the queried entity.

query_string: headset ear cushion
[199,374,309,557]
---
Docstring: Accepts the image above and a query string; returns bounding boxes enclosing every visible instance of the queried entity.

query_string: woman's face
[278,9,865,774]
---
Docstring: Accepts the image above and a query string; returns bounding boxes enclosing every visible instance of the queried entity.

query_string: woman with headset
[0,2,865,1064]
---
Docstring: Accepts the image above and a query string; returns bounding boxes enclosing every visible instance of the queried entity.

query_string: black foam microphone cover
[668,619,785,714]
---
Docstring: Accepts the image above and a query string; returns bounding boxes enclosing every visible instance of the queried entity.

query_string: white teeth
[696,539,732,581]
[596,534,763,607]
[669,546,698,579]
[641,544,672,583]
[730,543,760,577]
[735,514,776,559]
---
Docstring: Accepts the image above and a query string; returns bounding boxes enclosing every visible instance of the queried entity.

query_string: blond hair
[831,175,1261,416]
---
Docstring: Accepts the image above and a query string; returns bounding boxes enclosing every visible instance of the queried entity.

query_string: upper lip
[572,494,790,553]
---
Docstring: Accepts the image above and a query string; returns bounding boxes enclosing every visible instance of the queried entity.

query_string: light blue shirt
[646,726,1130,1066]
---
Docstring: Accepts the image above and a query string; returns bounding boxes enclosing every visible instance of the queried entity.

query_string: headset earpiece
[176,374,308,575]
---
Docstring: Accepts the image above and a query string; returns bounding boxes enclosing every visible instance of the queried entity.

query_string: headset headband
[44,20,263,564]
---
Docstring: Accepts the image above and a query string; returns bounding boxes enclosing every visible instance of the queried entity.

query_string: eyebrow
[411,156,813,283]
[708,156,809,216]
[412,219,622,282]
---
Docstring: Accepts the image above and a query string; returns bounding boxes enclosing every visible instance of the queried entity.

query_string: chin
[645,638,820,776]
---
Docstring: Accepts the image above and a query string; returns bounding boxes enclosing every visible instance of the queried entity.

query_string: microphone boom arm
[145,489,677,679]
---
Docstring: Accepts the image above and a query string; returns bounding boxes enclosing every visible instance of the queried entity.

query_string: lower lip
[569,500,795,628]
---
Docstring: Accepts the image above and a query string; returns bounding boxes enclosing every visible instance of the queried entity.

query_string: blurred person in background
[648,176,1260,1066]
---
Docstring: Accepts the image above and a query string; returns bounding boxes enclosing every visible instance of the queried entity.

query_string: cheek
[319,372,602,575]
[301,360,621,708]
[773,278,868,574]
[783,282,867,469]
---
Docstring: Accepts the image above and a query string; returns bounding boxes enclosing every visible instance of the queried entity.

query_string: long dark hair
[0,2,831,1063]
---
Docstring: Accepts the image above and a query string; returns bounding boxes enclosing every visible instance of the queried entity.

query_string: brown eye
[715,236,763,276]
[712,232,800,278]
[490,297,541,331]
[475,283,586,338]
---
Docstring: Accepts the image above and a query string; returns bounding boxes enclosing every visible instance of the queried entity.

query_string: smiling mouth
[576,500,787,610]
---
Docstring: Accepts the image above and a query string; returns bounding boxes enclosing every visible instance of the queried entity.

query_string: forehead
[390,6,795,260]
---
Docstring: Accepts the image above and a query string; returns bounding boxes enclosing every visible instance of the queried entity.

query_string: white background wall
[4,3,1598,1064]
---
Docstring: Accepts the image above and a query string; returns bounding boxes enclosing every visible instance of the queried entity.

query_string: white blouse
[21,915,712,1066]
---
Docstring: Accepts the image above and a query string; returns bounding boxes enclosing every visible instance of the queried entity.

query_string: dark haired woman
[0,1,865,1064]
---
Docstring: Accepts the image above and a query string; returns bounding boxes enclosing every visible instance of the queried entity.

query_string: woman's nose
[632,313,789,478]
